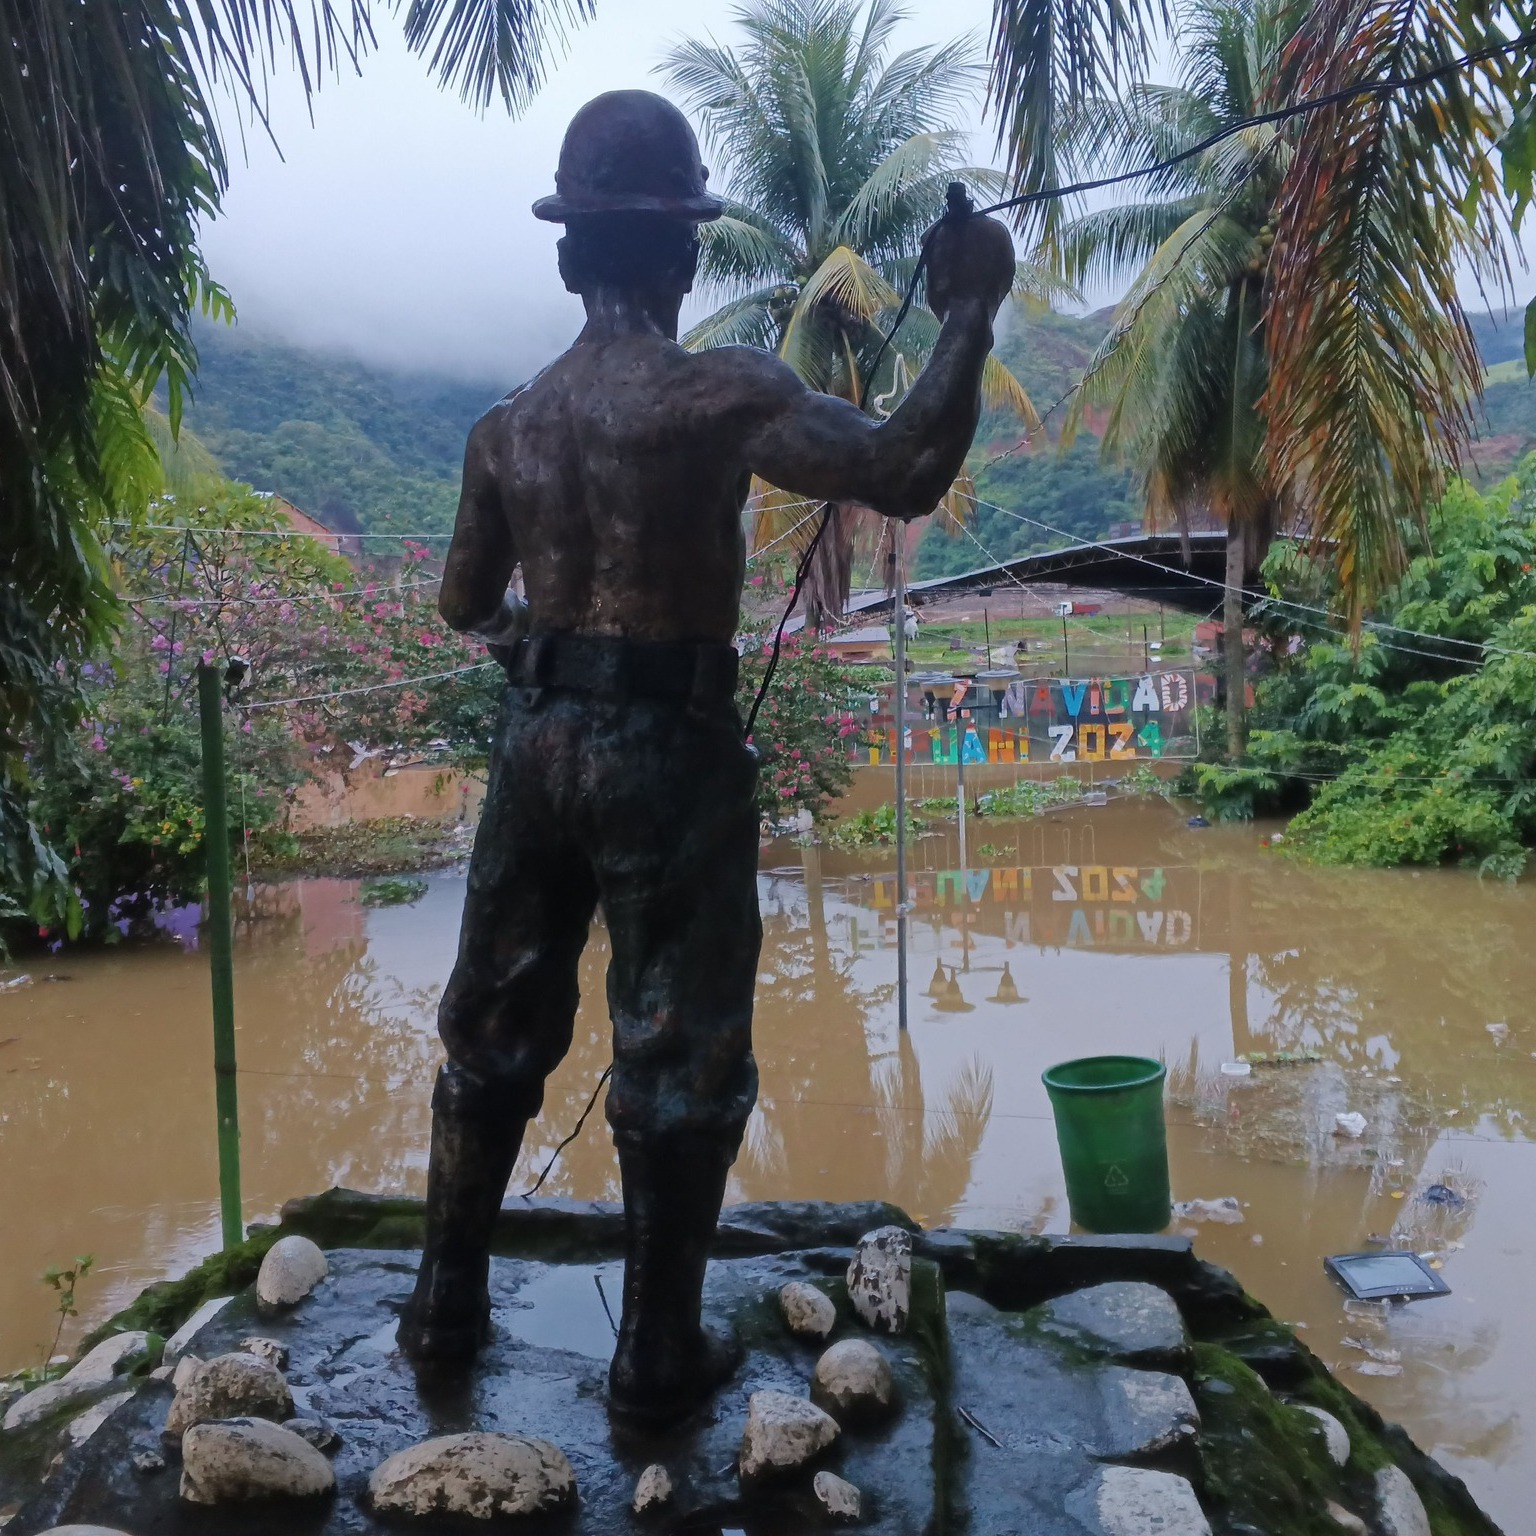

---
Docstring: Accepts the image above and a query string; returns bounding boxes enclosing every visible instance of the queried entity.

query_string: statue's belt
[504,632,740,705]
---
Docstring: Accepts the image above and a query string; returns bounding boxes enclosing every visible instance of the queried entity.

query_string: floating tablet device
[1324,1250,1450,1301]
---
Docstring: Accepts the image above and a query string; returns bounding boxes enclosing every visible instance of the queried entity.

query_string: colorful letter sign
[855,669,1198,765]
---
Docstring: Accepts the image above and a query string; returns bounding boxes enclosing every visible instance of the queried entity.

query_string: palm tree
[663,0,1056,624]
[987,0,1525,633]
[1050,0,1296,755]
[1,0,589,916]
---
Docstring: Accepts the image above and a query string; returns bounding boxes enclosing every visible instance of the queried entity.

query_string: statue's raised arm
[717,210,1017,520]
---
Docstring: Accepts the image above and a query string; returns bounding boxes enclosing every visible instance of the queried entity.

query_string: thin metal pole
[892,540,909,1033]
[956,716,967,869]
[1062,615,1071,675]
[198,663,243,1250]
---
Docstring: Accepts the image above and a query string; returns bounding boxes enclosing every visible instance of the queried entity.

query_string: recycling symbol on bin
[1103,1164,1130,1191]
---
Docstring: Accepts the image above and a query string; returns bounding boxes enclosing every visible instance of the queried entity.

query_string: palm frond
[400,0,594,113]
[1264,0,1517,614]
[982,355,1042,428]
[683,288,785,352]
[698,208,801,295]
[986,0,1169,237]
[795,244,904,325]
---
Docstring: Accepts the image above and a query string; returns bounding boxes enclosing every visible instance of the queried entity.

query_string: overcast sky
[199,0,1001,386]
[199,0,1532,389]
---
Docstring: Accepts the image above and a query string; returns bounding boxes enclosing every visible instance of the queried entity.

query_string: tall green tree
[663,0,1056,623]
[0,0,589,920]
[986,0,1530,634]
[1051,0,1295,755]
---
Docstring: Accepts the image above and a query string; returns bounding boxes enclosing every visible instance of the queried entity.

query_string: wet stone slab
[10,1250,943,1536]
[945,1292,1203,1536]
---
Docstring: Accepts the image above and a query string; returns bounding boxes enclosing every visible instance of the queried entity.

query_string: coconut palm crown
[663,0,1059,622]
[1050,0,1295,750]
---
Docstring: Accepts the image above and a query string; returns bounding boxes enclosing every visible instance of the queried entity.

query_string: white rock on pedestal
[170,1354,203,1392]
[631,1463,673,1515]
[1327,1501,1369,1535]
[180,1419,335,1504]
[162,1296,235,1364]
[62,1391,136,1448]
[1298,1404,1350,1466]
[4,1332,152,1432]
[239,1337,290,1371]
[1375,1466,1431,1536]
[846,1226,912,1334]
[64,1333,151,1386]
[368,1432,576,1519]
[1089,1466,1212,1536]
[35,1527,140,1534]
[779,1281,837,1340]
[163,1353,294,1441]
[813,1469,862,1521]
[256,1236,328,1308]
[811,1338,895,1424]
[738,1390,840,1479]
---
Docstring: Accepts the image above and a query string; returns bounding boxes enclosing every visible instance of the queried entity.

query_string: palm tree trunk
[1224,521,1246,760]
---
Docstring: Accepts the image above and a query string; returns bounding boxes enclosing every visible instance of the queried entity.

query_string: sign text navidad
[854,670,1198,766]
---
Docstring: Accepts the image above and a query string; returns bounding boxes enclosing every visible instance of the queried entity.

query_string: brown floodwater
[3,797,1534,1528]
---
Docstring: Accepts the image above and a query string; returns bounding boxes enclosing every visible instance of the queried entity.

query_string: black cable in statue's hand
[745,506,832,740]
[862,180,976,414]
[745,183,975,744]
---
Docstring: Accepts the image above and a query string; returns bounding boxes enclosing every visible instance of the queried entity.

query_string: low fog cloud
[198,0,998,388]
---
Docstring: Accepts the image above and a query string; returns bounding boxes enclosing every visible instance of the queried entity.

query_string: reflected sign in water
[846,863,1222,952]
[851,669,1200,765]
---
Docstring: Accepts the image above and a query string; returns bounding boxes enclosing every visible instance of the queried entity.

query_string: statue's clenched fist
[923,211,1016,323]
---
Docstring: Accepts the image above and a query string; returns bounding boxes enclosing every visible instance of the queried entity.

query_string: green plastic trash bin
[1043,1055,1171,1233]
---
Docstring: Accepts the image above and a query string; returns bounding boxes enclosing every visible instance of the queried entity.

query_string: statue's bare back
[444,199,1016,652]
[470,333,755,644]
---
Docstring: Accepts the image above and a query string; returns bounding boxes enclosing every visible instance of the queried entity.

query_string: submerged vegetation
[1186,461,1536,875]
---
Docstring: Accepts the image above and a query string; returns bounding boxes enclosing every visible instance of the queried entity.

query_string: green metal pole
[197,663,243,1250]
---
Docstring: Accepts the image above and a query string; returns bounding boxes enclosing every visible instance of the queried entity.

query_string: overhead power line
[973,29,1536,222]
[959,490,1536,666]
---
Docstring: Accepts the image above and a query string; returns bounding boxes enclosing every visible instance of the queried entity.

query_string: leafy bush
[737,629,863,825]
[1188,463,1536,873]
[827,803,926,848]
[10,485,503,944]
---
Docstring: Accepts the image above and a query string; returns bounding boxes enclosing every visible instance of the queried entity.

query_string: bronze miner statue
[399,88,1015,1423]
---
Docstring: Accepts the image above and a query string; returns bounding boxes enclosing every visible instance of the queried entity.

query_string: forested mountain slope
[181,307,1536,562]
[182,323,503,536]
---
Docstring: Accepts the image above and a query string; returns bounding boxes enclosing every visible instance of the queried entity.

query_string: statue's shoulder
[674,341,802,411]
[465,376,542,450]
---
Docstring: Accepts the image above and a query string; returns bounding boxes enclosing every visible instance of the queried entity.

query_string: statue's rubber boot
[398,1067,527,1367]
[608,1132,741,1425]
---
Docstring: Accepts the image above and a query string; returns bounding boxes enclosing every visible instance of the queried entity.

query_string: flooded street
[3,797,1534,1528]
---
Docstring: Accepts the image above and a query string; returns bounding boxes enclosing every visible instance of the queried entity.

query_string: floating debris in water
[1172,1197,1245,1225]
[1419,1183,1465,1209]
[1333,1112,1368,1139]
[1236,1049,1324,1067]
[1341,1337,1401,1364]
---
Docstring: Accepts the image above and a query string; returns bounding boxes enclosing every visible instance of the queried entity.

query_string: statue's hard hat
[533,90,725,223]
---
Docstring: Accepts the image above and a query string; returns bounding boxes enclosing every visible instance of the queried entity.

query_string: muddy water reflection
[3,800,1535,1526]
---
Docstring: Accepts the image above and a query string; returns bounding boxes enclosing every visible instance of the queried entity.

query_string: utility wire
[241,662,496,710]
[126,577,444,607]
[961,489,1536,665]
[972,29,1536,223]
